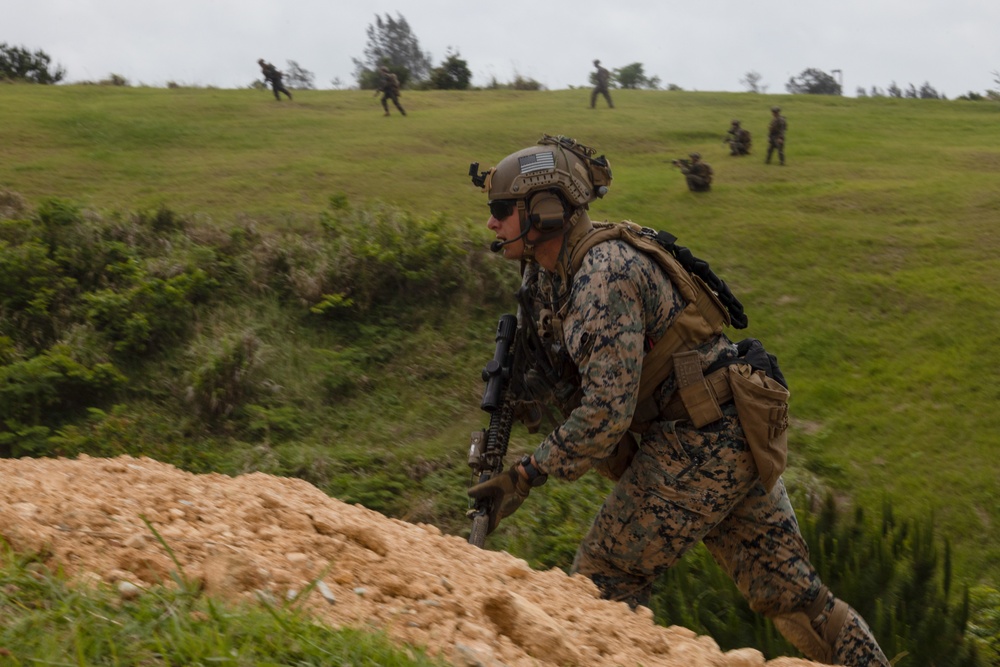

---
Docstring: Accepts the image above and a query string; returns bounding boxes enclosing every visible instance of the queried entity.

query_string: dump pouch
[735,337,788,389]
[728,363,790,491]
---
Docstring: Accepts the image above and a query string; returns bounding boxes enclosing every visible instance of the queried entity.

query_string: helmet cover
[472,134,612,209]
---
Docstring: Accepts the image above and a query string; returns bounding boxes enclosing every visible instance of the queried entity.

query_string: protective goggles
[488,199,519,220]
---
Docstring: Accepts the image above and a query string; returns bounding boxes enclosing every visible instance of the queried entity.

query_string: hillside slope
[0,455,816,667]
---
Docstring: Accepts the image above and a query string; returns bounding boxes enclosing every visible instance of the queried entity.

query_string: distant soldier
[258,58,292,101]
[377,65,406,117]
[591,59,614,109]
[673,152,713,192]
[766,106,787,165]
[725,119,752,156]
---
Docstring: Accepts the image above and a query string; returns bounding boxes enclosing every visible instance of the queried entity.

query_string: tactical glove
[467,466,533,535]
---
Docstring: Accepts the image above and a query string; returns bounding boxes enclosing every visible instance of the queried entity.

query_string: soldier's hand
[467,466,532,534]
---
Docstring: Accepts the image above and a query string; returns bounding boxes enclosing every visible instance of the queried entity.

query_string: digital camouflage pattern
[530,240,735,480]
[528,239,888,665]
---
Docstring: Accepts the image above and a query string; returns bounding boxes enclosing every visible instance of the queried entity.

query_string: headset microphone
[489,225,532,253]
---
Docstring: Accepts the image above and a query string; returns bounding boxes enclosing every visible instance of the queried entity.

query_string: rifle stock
[467,313,520,547]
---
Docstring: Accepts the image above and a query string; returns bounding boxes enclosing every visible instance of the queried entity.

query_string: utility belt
[637,345,791,491]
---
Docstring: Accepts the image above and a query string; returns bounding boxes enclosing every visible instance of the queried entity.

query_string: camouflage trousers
[685,175,711,192]
[381,91,406,115]
[591,86,614,108]
[571,407,888,665]
[729,142,751,156]
[269,81,292,101]
[767,136,785,164]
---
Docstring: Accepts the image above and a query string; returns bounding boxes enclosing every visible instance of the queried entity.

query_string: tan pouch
[728,364,790,491]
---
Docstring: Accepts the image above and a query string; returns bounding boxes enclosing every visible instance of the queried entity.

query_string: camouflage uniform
[678,156,713,192]
[259,60,292,101]
[727,121,752,156]
[378,67,406,116]
[524,239,889,666]
[767,107,787,165]
[591,60,614,108]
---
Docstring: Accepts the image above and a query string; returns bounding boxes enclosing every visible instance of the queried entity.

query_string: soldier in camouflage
[767,105,787,165]
[467,135,889,666]
[726,119,752,156]
[674,152,713,191]
[377,65,406,116]
[591,59,614,109]
[258,59,292,101]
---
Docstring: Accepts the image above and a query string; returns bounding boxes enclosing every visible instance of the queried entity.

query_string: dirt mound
[0,455,815,667]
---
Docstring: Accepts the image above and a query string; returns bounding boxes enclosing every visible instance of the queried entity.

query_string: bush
[0,196,510,465]
[0,43,65,83]
[185,333,266,422]
[0,346,126,455]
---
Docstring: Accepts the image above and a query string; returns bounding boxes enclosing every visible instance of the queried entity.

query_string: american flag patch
[519,152,555,174]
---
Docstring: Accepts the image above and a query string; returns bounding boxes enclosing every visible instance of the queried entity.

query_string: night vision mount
[469,162,490,189]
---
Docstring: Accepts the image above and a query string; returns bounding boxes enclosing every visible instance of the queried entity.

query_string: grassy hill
[1,83,999,596]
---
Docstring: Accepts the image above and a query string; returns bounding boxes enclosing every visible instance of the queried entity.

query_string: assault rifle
[466,313,521,547]
[672,158,692,171]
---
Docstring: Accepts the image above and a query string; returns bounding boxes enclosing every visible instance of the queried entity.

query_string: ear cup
[527,193,566,232]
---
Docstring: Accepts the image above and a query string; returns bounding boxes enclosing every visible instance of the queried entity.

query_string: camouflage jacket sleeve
[532,240,687,481]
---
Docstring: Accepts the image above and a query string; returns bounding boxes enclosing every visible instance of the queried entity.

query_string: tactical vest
[558,219,747,428]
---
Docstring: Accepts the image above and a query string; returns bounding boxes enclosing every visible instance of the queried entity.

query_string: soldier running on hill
[258,59,292,101]
[377,65,406,116]
[468,134,890,667]
[591,59,614,109]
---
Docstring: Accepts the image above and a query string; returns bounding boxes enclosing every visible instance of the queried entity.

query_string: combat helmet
[771,106,781,112]
[470,135,612,261]
[471,134,611,212]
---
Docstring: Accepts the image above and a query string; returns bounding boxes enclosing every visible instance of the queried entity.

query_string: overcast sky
[7,0,1000,97]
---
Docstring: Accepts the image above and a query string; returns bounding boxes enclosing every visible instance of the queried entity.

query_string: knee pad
[771,588,849,663]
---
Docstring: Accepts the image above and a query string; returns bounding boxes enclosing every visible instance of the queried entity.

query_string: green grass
[2,84,999,589]
[0,544,446,666]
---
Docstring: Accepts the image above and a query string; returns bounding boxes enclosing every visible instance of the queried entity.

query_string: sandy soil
[0,454,817,667]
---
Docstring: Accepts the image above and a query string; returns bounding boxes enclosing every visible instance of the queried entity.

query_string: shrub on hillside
[185,332,267,423]
[0,346,126,457]
[0,196,512,456]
